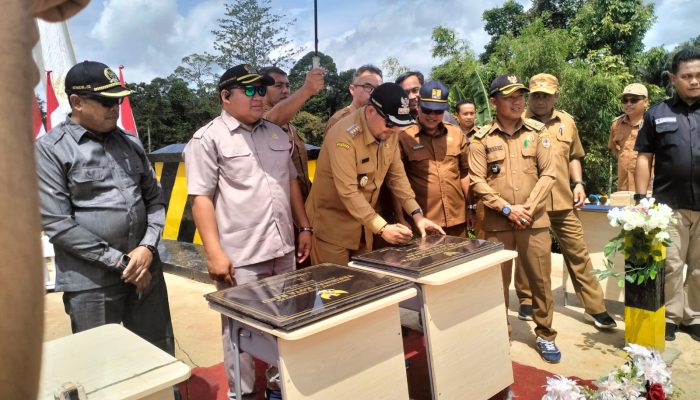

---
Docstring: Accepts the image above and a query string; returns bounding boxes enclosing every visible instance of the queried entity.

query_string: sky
[60,0,700,84]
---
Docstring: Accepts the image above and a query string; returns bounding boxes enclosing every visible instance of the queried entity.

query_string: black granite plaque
[205,263,412,331]
[351,235,504,278]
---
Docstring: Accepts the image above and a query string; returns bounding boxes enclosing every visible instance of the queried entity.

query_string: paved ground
[44,266,700,399]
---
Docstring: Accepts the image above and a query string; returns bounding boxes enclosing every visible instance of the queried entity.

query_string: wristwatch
[298,226,314,234]
[572,180,585,187]
[501,204,511,217]
[141,244,157,255]
[410,208,423,217]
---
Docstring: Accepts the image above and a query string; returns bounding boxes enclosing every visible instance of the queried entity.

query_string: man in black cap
[306,82,445,265]
[184,64,312,400]
[468,74,561,363]
[395,80,470,237]
[35,61,176,357]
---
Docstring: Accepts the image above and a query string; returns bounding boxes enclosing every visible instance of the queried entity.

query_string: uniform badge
[524,134,533,148]
[346,124,361,137]
[359,175,369,187]
[398,97,410,115]
[412,144,425,150]
[272,132,278,140]
[542,137,551,148]
[489,163,501,175]
[336,142,351,150]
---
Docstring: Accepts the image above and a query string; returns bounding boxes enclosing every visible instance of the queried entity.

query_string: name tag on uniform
[655,117,676,124]
[361,157,370,164]
[412,144,425,150]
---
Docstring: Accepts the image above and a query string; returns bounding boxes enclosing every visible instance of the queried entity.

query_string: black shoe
[665,322,677,341]
[518,304,533,321]
[679,324,700,342]
[586,312,617,330]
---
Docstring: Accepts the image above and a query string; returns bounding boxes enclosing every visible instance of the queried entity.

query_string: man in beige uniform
[323,64,383,135]
[608,83,649,191]
[515,73,616,330]
[1,2,88,398]
[455,99,483,236]
[456,99,479,139]
[262,66,324,200]
[307,83,445,265]
[469,75,560,363]
[184,64,312,400]
[396,80,470,237]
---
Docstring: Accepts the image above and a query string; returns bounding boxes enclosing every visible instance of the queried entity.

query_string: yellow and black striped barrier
[148,143,320,244]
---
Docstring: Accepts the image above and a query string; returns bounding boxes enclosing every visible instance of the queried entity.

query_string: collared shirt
[35,117,165,292]
[462,125,479,143]
[635,95,700,211]
[468,117,556,231]
[184,110,297,267]
[398,121,469,228]
[306,107,420,250]
[262,106,312,200]
[323,103,358,137]
[526,109,584,211]
[608,114,642,191]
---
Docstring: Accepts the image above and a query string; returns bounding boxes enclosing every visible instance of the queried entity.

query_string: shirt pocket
[486,149,506,183]
[556,131,573,157]
[656,121,680,148]
[521,145,538,174]
[220,142,257,179]
[119,154,144,187]
[69,167,108,206]
[267,137,293,178]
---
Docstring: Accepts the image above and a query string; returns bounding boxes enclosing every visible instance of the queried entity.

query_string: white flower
[542,375,586,400]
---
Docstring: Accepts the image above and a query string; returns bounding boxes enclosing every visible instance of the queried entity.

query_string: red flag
[33,95,47,139]
[45,70,61,131]
[117,65,138,136]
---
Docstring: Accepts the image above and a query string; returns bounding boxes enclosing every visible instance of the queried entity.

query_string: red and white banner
[45,70,62,131]
[117,65,138,136]
[33,95,46,139]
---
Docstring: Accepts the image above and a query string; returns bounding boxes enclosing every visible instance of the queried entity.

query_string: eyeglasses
[235,85,267,97]
[621,97,644,105]
[374,107,396,128]
[405,87,420,95]
[352,83,376,93]
[83,95,123,108]
[421,108,445,115]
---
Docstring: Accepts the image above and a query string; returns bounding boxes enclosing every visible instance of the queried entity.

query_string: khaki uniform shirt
[263,106,312,200]
[526,110,584,212]
[306,107,420,250]
[323,103,358,136]
[184,110,297,267]
[608,115,641,191]
[462,125,479,142]
[398,121,469,228]
[468,117,556,232]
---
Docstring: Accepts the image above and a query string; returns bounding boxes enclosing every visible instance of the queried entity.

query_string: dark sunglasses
[621,97,644,105]
[374,106,396,128]
[83,95,123,108]
[421,108,445,115]
[235,85,267,97]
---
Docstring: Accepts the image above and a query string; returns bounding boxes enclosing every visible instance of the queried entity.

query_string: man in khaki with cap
[515,73,616,330]
[468,74,561,363]
[608,83,650,191]
[395,80,470,237]
[307,83,445,265]
[323,64,383,135]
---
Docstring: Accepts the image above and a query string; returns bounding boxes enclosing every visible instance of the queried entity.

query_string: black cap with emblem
[218,64,275,91]
[65,61,133,98]
[369,83,416,127]
[488,74,528,97]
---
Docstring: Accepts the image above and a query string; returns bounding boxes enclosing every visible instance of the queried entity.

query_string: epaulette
[474,124,492,139]
[557,109,575,121]
[346,123,361,137]
[523,118,545,132]
[192,121,215,139]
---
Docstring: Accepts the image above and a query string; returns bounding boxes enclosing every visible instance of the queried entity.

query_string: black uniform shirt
[635,94,700,211]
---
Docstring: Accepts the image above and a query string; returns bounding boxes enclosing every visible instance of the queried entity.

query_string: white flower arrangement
[595,198,676,286]
[542,344,677,400]
[542,343,678,400]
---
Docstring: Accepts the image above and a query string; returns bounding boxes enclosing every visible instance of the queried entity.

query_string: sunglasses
[83,95,123,108]
[235,85,267,97]
[421,108,445,115]
[374,107,396,128]
[621,97,644,105]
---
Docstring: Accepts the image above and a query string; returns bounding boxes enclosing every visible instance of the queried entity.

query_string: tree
[529,0,584,29]
[291,111,325,147]
[288,51,341,121]
[570,0,655,62]
[381,56,409,83]
[481,0,528,62]
[173,53,217,91]
[211,0,303,69]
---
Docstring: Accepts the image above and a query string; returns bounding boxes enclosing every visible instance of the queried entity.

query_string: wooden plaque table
[209,287,417,400]
[39,324,191,400]
[350,249,517,400]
